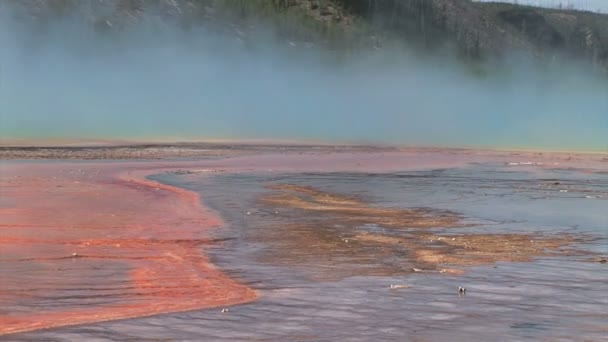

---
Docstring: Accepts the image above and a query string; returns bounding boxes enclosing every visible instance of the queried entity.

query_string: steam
[1,6,607,151]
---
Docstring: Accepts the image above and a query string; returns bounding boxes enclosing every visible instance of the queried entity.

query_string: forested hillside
[5,0,608,71]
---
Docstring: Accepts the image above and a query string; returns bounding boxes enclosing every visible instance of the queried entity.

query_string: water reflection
[12,165,608,341]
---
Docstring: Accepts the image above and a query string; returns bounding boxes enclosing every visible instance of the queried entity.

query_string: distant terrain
[6,0,608,72]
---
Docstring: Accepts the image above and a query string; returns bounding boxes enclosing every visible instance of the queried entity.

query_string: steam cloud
[1,6,607,151]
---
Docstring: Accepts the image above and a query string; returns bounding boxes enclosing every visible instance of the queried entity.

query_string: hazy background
[1,4,607,151]
[475,0,608,12]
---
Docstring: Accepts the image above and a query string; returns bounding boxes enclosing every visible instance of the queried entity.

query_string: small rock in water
[71,253,79,258]
[458,286,467,295]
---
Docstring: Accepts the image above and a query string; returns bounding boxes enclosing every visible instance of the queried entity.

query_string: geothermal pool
[8,156,607,342]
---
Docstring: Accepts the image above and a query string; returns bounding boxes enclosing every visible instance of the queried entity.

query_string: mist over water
[1,9,607,151]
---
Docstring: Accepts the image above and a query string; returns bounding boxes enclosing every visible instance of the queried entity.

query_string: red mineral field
[1,147,606,337]
[0,161,256,335]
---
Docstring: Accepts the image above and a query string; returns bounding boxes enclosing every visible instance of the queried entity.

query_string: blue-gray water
[9,163,607,341]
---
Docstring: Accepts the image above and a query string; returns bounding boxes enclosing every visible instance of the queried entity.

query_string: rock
[320,6,334,16]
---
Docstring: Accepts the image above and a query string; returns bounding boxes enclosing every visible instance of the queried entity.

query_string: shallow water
[9,163,608,341]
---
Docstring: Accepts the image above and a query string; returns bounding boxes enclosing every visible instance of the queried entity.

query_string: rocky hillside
[5,0,608,71]
[339,0,608,69]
